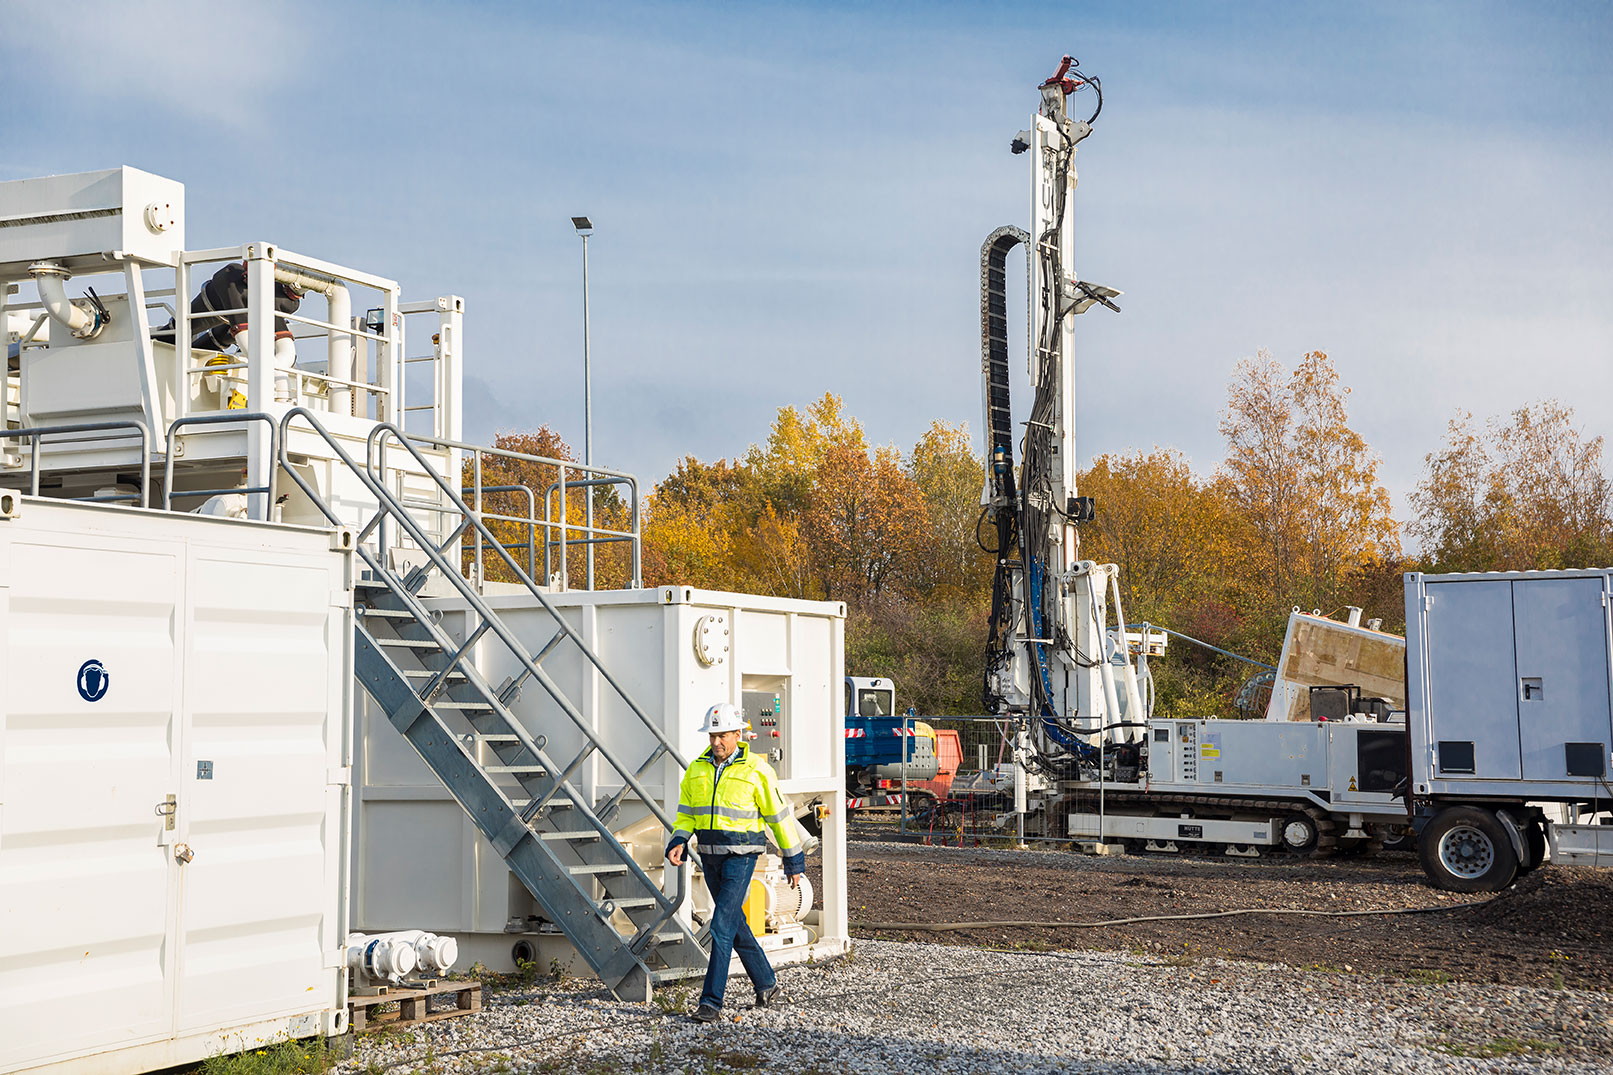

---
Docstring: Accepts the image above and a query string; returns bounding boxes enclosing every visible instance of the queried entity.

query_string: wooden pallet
[349,979,482,1031]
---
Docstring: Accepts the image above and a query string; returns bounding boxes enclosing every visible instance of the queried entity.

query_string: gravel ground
[343,940,1613,1075]
[839,839,1613,990]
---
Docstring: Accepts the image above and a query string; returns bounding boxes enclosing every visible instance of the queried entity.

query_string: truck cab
[843,676,939,795]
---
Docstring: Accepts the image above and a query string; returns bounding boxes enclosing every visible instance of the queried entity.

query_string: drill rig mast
[981,57,1141,781]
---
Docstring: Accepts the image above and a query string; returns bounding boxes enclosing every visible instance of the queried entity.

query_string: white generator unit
[0,497,353,1075]
[354,586,850,973]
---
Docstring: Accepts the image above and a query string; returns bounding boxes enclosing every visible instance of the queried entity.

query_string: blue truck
[843,676,940,803]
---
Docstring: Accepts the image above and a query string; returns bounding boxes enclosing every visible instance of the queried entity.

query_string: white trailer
[1405,569,1613,891]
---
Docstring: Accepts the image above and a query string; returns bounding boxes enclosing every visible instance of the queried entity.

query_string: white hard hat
[699,702,746,734]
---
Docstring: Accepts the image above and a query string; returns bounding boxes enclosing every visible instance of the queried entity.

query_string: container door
[1511,576,1613,781]
[1424,579,1521,780]
[0,529,181,1068]
[173,547,343,1033]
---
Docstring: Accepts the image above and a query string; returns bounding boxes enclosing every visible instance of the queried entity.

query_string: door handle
[155,794,177,830]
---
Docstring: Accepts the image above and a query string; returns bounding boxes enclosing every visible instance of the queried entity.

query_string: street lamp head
[571,216,593,235]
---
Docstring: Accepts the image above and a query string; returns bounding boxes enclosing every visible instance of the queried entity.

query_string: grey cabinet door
[1511,577,1613,781]
[1425,579,1521,780]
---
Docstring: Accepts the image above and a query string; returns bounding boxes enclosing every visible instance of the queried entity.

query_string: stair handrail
[363,423,684,770]
[277,408,688,829]
[350,568,694,958]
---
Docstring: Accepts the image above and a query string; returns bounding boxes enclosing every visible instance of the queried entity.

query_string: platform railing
[0,420,152,506]
[366,428,642,591]
[161,412,280,518]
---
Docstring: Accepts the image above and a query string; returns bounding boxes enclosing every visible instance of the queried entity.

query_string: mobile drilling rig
[978,58,1411,855]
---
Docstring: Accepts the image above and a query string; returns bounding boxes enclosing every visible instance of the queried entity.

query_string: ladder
[278,409,708,1001]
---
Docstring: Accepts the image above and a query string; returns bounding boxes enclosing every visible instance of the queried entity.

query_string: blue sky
[5,1,1611,526]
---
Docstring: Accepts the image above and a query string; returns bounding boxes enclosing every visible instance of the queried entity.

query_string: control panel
[743,688,787,771]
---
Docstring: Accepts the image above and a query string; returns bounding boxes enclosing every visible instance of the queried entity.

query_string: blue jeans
[698,852,775,1009]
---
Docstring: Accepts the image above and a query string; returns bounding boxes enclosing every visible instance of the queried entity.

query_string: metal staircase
[278,409,708,1001]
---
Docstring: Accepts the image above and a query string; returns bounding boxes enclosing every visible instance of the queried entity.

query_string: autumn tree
[906,421,992,600]
[802,441,926,605]
[1218,350,1397,624]
[1411,401,1613,571]
[1075,449,1248,624]
[464,429,633,589]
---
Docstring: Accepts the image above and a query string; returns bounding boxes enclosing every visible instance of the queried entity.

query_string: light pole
[570,215,594,589]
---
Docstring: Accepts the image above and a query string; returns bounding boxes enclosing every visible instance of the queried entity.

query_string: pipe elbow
[29,263,98,338]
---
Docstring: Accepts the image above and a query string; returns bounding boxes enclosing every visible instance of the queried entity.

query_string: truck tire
[1418,806,1519,893]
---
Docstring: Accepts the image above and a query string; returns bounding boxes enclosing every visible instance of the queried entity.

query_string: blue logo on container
[77,659,109,702]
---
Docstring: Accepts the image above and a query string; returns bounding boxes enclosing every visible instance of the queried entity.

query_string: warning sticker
[1200,731,1221,760]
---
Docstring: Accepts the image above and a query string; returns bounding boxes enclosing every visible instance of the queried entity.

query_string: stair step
[436,701,494,711]
[475,733,520,741]
[485,765,549,774]
[539,831,599,842]
[607,897,660,912]
[357,607,415,619]
[568,863,629,876]
[404,669,467,681]
[375,637,447,650]
[511,798,573,809]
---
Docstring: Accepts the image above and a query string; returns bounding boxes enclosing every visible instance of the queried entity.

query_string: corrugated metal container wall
[354,586,847,970]
[0,499,352,1075]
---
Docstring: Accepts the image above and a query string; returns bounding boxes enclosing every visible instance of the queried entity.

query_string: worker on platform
[666,702,804,1023]
[152,262,303,401]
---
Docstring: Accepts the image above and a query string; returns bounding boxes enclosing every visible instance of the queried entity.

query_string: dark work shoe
[756,982,784,1008]
[691,1004,721,1023]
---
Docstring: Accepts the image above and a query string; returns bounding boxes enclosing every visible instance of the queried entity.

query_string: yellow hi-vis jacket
[667,743,805,875]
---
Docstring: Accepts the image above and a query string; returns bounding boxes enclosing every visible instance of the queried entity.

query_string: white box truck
[1405,569,1613,891]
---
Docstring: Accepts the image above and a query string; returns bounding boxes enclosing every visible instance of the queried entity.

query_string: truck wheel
[1418,807,1519,893]
[1280,812,1318,854]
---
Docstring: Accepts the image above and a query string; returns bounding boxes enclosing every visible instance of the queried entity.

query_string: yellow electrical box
[742,879,767,935]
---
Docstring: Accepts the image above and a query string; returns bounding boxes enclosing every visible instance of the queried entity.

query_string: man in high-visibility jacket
[666,702,804,1022]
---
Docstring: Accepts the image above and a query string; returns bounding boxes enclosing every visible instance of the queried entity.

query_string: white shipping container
[0,497,353,1075]
[354,586,849,971]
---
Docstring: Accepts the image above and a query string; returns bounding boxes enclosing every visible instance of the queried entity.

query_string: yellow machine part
[742,879,767,934]
[911,721,936,740]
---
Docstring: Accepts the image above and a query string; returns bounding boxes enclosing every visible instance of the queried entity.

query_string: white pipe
[272,266,352,414]
[329,284,352,415]
[28,264,92,336]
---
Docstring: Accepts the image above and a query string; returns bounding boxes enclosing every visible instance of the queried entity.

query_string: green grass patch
[1400,967,1453,986]
[1436,1036,1560,1058]
[201,1037,332,1075]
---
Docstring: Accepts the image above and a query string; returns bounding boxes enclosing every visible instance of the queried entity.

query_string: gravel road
[343,939,1613,1075]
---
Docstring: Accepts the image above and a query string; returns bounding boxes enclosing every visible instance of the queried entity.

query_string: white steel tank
[353,585,849,972]
[0,496,354,1075]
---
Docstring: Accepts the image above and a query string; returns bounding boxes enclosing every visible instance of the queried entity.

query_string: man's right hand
[667,844,685,866]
